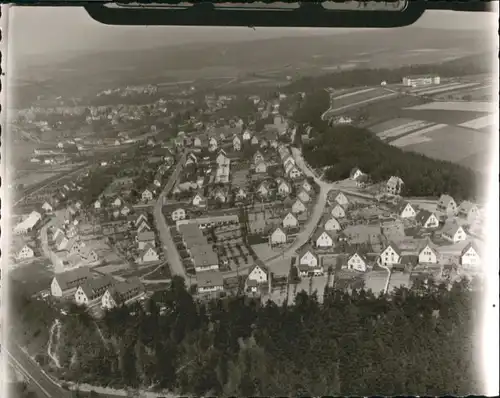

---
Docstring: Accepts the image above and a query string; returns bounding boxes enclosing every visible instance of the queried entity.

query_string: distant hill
[11,27,492,107]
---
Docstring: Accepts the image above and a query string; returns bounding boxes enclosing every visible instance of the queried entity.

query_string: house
[102,278,144,310]
[292,199,306,214]
[192,193,207,208]
[297,190,311,203]
[418,242,440,264]
[301,180,313,194]
[16,244,35,260]
[282,212,298,228]
[216,152,229,166]
[284,161,294,175]
[297,245,319,267]
[234,187,247,201]
[386,176,404,195]
[185,153,198,166]
[213,187,227,203]
[460,242,481,269]
[254,161,267,174]
[67,239,86,256]
[137,220,152,233]
[13,211,42,235]
[42,201,53,213]
[50,266,92,297]
[396,202,417,218]
[208,136,218,152]
[257,181,270,197]
[379,242,401,266]
[80,248,99,264]
[331,204,346,219]
[288,166,302,180]
[437,194,457,215]
[137,231,156,250]
[134,213,149,227]
[242,130,252,141]
[94,199,102,210]
[350,167,364,181]
[277,180,291,196]
[120,205,131,216]
[191,245,219,272]
[138,244,159,263]
[245,262,269,293]
[324,217,342,232]
[441,223,467,243]
[52,227,65,242]
[283,155,295,170]
[251,136,259,145]
[112,197,123,207]
[141,188,154,202]
[415,210,440,229]
[172,208,186,221]
[197,271,224,294]
[270,227,287,245]
[457,201,479,221]
[54,234,70,251]
[253,151,265,165]
[314,229,334,248]
[347,252,369,272]
[75,275,115,306]
[332,191,348,206]
[233,135,242,151]
[193,136,202,147]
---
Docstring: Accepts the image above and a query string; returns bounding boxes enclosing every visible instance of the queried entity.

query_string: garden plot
[378,120,435,141]
[417,82,481,96]
[406,101,493,113]
[401,125,489,164]
[459,114,496,130]
[218,241,253,271]
[390,123,448,147]
[409,81,462,94]
[331,87,396,111]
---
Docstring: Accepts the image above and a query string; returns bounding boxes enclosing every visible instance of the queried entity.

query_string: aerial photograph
[3,4,498,398]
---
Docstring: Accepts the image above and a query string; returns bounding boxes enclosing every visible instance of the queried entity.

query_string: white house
[138,245,160,264]
[324,217,342,232]
[397,202,417,219]
[297,190,311,204]
[216,153,229,166]
[331,204,346,219]
[298,246,319,267]
[75,276,114,306]
[94,200,102,210]
[16,244,35,260]
[13,211,42,235]
[386,176,404,195]
[112,197,123,207]
[233,135,242,151]
[379,243,401,266]
[192,193,207,207]
[251,136,259,145]
[283,156,295,170]
[253,151,265,165]
[257,182,269,197]
[137,220,151,233]
[172,208,186,221]
[314,229,334,248]
[42,201,53,213]
[208,136,218,152]
[457,201,479,222]
[334,192,349,206]
[302,180,313,194]
[255,161,268,174]
[418,243,439,264]
[460,242,481,269]
[350,167,364,181]
[441,223,467,243]
[246,263,269,286]
[50,267,91,297]
[291,199,306,214]
[288,166,302,180]
[234,187,247,201]
[277,180,291,196]
[437,194,457,215]
[347,252,368,272]
[142,189,154,202]
[416,210,440,229]
[242,130,252,141]
[137,231,156,250]
[270,227,287,245]
[197,271,224,294]
[282,212,298,228]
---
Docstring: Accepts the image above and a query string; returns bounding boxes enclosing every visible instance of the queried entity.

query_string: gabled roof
[418,240,440,256]
[458,200,478,213]
[415,210,436,224]
[139,243,158,258]
[79,275,114,300]
[382,241,402,256]
[297,243,317,259]
[438,194,455,207]
[347,251,369,264]
[441,222,464,237]
[396,201,414,214]
[312,228,334,242]
[461,241,480,257]
[137,231,155,242]
[197,270,224,288]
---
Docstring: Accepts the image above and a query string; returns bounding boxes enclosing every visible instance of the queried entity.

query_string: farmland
[327,87,397,114]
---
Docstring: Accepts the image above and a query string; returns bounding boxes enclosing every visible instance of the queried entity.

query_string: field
[329,87,397,112]
[8,258,54,295]
[406,101,493,113]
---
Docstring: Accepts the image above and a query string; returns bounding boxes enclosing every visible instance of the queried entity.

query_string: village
[9,79,486,319]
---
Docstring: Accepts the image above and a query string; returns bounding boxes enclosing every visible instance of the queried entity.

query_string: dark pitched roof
[54,266,91,291]
[80,275,114,300]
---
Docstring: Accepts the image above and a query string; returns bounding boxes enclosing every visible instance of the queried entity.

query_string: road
[5,344,72,398]
[153,152,193,285]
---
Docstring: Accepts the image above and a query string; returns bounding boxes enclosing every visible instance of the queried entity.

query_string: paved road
[153,152,193,285]
[5,344,72,398]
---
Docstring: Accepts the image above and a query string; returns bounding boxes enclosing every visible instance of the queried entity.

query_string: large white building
[402,75,440,87]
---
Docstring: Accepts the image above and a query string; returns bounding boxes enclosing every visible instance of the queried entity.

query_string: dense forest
[10,276,483,396]
[293,84,480,200]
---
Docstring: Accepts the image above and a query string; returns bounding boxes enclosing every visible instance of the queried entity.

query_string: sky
[6,5,498,60]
